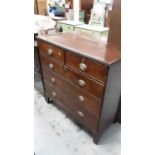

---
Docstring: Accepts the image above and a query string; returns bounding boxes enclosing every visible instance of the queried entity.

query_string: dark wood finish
[108,0,121,48]
[34,33,42,80]
[39,54,65,76]
[64,67,104,99]
[107,0,121,124]
[42,68,101,117]
[81,0,93,13]
[37,32,121,65]
[66,52,108,82]
[105,10,112,27]
[81,0,93,23]
[38,40,65,63]
[94,60,121,144]
[40,54,104,99]
[44,81,98,133]
[34,46,41,78]
[36,31,120,144]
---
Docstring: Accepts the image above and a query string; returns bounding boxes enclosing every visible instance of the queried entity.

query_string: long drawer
[42,68,102,118]
[38,40,64,63]
[40,54,104,99]
[66,52,108,82]
[64,67,104,99]
[44,81,98,133]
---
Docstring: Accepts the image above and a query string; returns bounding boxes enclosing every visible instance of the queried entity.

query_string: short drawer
[58,23,74,32]
[63,24,74,32]
[38,40,64,63]
[40,55,104,99]
[64,67,104,99]
[39,54,65,77]
[66,52,108,82]
[42,69,101,117]
[44,82,98,133]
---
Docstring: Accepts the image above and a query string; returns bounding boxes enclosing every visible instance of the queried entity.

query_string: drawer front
[38,40,64,63]
[58,23,74,32]
[40,54,104,99]
[44,82,98,133]
[63,24,74,32]
[40,54,65,76]
[66,52,108,82]
[64,67,104,99]
[42,69,101,117]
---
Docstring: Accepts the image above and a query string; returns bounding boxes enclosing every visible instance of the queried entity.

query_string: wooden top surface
[37,32,121,65]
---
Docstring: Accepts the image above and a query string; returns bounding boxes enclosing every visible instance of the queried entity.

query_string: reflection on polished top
[37,32,121,65]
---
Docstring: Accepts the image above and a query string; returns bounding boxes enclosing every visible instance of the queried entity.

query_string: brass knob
[52,91,56,97]
[64,66,68,72]
[77,111,84,117]
[78,79,85,87]
[48,49,53,55]
[51,78,56,83]
[78,95,85,102]
[49,64,54,70]
[79,63,87,71]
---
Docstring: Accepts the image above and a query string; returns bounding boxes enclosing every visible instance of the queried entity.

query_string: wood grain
[42,68,102,118]
[44,81,98,133]
[38,40,65,64]
[37,32,121,65]
[37,30,121,144]
[66,51,108,82]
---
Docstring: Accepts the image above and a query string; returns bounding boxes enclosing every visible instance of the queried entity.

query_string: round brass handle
[78,95,85,102]
[64,66,68,72]
[51,78,56,83]
[48,49,53,55]
[79,63,87,71]
[49,64,54,70]
[78,79,86,87]
[77,111,84,117]
[52,91,56,97]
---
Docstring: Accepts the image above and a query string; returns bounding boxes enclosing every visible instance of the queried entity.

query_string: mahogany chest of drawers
[36,32,121,144]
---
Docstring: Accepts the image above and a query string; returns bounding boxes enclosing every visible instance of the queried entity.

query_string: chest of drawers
[37,32,121,144]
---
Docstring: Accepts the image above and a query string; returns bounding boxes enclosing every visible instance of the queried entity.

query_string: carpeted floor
[34,77,121,155]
